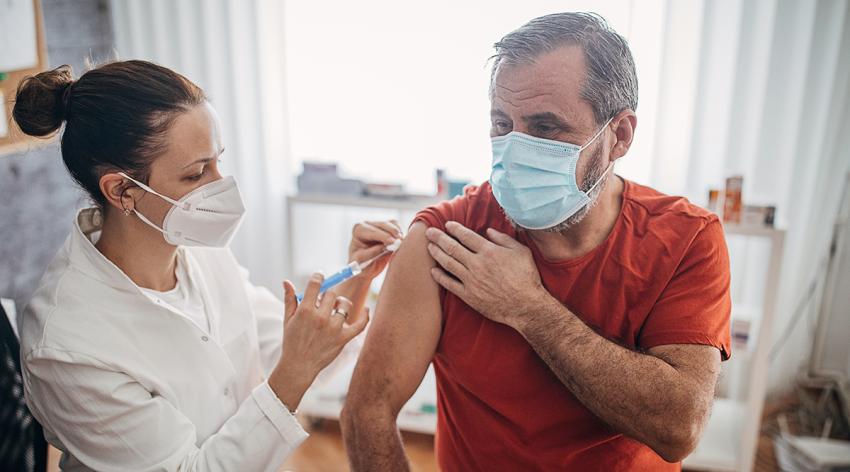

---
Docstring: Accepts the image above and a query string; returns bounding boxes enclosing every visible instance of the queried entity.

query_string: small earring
[124,208,131,216]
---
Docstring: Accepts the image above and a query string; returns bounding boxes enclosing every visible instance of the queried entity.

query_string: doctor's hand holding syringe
[297,220,404,311]
[272,219,404,411]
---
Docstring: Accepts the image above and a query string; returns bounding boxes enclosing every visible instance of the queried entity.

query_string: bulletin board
[0,0,49,156]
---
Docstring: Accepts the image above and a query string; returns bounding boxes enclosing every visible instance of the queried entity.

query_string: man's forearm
[341,405,410,472]
[515,296,713,462]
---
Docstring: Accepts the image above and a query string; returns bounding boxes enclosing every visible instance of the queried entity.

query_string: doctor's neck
[96,208,180,292]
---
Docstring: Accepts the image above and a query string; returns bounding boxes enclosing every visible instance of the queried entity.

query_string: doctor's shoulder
[20,262,133,366]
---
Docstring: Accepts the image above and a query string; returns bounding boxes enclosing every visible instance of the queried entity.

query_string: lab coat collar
[67,207,224,339]
[69,207,141,294]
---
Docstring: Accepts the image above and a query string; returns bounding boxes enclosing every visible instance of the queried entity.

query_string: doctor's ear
[99,172,137,215]
[608,110,637,162]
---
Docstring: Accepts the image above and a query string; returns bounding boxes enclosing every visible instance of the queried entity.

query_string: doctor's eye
[185,167,207,182]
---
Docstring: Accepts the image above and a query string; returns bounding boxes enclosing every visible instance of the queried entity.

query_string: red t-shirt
[413,179,731,471]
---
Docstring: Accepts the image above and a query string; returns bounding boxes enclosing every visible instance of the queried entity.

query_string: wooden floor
[46,418,781,472]
[281,419,438,472]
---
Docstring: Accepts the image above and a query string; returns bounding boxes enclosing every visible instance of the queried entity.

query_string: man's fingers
[342,306,370,341]
[302,272,324,307]
[486,227,523,248]
[282,280,298,322]
[427,242,469,279]
[445,221,490,252]
[425,227,472,265]
[430,267,465,297]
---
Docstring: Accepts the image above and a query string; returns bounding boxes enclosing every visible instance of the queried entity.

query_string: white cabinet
[684,224,785,472]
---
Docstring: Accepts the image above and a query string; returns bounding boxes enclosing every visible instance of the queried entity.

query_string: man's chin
[502,203,595,234]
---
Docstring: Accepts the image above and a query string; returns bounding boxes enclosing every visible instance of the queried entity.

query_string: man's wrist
[513,289,563,335]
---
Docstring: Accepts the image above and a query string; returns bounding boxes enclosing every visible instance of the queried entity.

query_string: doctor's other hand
[349,219,403,280]
[268,274,369,411]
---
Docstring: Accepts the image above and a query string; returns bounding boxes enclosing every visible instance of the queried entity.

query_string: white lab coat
[20,208,308,471]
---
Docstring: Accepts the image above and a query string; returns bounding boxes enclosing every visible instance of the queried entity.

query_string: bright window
[284,0,670,193]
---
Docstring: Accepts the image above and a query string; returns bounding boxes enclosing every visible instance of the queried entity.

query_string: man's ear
[609,109,637,162]
[99,172,137,214]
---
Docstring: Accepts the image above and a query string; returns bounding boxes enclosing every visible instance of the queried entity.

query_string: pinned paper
[0,0,39,71]
[0,91,8,138]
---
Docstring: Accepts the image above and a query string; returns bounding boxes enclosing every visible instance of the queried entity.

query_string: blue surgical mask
[489,118,613,230]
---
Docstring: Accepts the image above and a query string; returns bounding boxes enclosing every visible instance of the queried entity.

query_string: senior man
[342,12,731,471]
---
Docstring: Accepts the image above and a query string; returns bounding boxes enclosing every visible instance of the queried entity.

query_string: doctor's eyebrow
[182,147,226,168]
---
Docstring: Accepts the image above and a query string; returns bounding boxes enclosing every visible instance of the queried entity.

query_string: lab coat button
[223,387,230,396]
[201,335,209,342]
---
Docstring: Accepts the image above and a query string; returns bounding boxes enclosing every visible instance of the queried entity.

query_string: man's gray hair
[490,12,638,125]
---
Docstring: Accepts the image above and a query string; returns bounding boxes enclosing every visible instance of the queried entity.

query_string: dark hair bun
[12,65,75,137]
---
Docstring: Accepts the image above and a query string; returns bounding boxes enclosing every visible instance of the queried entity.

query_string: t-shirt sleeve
[638,219,732,360]
[412,187,472,231]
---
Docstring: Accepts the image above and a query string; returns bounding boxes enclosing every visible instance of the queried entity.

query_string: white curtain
[642,0,850,393]
[109,0,292,292]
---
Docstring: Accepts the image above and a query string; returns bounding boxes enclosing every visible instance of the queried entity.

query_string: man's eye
[493,121,511,130]
[535,124,557,134]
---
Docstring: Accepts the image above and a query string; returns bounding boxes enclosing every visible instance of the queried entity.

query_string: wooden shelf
[723,223,785,239]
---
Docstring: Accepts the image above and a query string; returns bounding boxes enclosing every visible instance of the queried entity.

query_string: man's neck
[525,176,624,262]
[95,209,179,292]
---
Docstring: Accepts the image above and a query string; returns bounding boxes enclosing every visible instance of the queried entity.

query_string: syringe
[296,239,402,303]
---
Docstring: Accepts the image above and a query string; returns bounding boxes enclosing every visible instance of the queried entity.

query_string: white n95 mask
[118,172,246,247]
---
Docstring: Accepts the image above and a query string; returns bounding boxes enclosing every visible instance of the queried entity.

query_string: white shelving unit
[284,193,439,283]
[684,224,785,472]
[298,354,438,434]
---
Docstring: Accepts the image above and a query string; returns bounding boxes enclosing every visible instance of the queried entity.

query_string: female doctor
[13,60,402,471]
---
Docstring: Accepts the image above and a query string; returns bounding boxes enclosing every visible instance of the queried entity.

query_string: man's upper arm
[638,219,732,360]
[346,222,442,414]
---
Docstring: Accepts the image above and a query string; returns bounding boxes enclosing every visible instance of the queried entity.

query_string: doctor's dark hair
[12,60,206,206]
[490,12,638,125]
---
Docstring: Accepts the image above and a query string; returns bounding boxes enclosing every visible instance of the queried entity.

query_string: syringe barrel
[296,262,359,302]
[320,263,357,293]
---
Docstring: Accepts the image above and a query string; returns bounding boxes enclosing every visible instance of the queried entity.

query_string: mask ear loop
[117,172,171,236]
[576,115,616,195]
[578,117,614,152]
[118,172,183,207]
[585,161,615,196]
